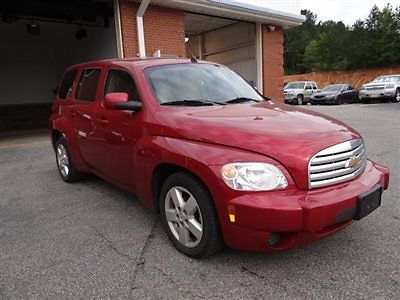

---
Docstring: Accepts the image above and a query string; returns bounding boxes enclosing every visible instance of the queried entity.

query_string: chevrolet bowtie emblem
[346,156,360,168]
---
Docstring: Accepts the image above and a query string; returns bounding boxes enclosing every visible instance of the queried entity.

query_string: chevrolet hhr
[50,58,390,257]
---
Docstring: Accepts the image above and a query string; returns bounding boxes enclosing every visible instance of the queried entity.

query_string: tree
[284,4,400,74]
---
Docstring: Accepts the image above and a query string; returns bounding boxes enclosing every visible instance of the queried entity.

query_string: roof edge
[140,0,305,28]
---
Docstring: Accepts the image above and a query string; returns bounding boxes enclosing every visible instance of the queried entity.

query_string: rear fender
[51,117,89,172]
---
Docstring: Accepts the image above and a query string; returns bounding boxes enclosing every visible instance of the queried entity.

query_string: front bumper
[284,96,297,104]
[220,160,389,253]
[359,89,396,99]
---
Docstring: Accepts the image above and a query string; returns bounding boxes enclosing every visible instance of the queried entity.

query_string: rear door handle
[70,110,77,117]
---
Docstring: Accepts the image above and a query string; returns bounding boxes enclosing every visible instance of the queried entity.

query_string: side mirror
[105,93,142,112]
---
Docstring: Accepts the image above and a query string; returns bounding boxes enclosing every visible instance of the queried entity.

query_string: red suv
[50,58,389,257]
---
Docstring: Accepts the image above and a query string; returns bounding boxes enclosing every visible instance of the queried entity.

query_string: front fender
[134,136,296,230]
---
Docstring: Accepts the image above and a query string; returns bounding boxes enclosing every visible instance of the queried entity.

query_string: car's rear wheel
[296,94,303,105]
[55,137,83,183]
[159,172,223,258]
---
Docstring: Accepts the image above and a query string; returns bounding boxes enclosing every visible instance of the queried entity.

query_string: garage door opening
[184,13,263,92]
[0,0,117,132]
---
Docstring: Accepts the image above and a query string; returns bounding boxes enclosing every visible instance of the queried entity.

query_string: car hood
[364,82,389,87]
[154,101,360,189]
[284,88,302,93]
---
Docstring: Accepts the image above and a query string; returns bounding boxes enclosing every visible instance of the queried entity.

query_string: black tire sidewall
[159,172,222,258]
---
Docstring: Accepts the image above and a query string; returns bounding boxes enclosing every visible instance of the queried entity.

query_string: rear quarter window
[58,69,77,100]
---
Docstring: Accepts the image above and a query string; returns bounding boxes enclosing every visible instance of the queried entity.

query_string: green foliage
[284,4,400,74]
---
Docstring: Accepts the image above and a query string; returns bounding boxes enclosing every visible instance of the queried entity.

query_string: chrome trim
[308,139,367,189]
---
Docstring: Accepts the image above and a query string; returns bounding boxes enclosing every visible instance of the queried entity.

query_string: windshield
[284,82,305,89]
[144,64,263,104]
[322,84,343,92]
[373,76,400,83]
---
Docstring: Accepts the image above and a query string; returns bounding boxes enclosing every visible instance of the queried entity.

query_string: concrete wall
[0,19,117,105]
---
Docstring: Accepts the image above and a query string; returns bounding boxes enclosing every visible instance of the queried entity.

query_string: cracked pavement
[1,103,399,298]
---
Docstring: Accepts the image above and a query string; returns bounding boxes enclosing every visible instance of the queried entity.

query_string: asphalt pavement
[1,103,399,299]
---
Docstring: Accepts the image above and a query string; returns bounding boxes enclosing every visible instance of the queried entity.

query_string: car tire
[55,137,83,183]
[296,94,303,105]
[159,172,223,258]
[393,89,400,103]
[337,97,343,105]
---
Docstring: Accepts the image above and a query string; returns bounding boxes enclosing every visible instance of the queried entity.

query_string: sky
[235,0,400,25]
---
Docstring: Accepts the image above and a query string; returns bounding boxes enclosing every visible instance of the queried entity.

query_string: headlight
[221,162,288,191]
[386,84,394,89]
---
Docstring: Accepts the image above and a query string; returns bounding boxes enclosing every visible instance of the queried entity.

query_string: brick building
[0,0,304,131]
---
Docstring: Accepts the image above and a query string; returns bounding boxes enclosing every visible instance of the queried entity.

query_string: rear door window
[58,69,77,99]
[75,69,101,102]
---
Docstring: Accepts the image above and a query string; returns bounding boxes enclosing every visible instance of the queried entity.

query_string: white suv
[359,75,400,103]
[284,81,318,105]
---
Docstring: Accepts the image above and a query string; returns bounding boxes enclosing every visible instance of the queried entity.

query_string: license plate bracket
[354,185,382,220]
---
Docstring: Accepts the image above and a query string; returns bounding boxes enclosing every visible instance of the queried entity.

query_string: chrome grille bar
[308,139,367,188]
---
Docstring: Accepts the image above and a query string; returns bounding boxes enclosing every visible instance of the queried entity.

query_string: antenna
[185,37,198,63]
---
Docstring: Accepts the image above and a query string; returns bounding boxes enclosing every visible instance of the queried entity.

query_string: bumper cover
[222,160,389,252]
[360,89,396,99]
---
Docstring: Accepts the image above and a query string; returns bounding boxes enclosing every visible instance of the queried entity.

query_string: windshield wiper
[161,99,225,106]
[225,97,261,104]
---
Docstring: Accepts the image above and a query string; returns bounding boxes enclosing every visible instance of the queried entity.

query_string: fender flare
[51,117,89,172]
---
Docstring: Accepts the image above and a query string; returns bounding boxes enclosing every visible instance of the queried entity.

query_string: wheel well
[151,163,209,213]
[51,129,63,149]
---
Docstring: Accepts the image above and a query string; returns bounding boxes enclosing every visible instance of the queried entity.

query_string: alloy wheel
[164,186,203,248]
[56,144,70,177]
[396,90,400,102]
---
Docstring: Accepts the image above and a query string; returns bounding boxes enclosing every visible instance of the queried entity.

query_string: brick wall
[118,1,186,58]
[262,26,284,101]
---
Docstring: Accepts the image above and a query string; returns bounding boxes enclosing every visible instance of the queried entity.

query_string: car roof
[65,57,217,72]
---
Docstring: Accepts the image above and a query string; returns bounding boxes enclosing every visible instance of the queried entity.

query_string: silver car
[359,75,400,103]
[284,81,318,105]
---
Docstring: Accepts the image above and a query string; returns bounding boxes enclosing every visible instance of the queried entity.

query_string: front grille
[308,139,367,188]
[366,86,384,90]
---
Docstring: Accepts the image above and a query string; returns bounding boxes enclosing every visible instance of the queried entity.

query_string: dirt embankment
[284,67,400,89]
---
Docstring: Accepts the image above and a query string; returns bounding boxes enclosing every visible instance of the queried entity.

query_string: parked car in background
[311,84,359,105]
[50,58,389,257]
[359,75,400,103]
[284,81,318,105]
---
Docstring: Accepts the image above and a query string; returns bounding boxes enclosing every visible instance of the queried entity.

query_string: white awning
[144,0,305,28]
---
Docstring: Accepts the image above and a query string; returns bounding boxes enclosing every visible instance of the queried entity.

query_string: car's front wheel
[394,89,400,103]
[55,137,83,182]
[296,94,303,105]
[159,172,223,258]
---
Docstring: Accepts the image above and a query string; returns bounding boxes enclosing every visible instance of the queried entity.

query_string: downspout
[137,0,150,57]
[255,23,264,93]
[114,0,124,58]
